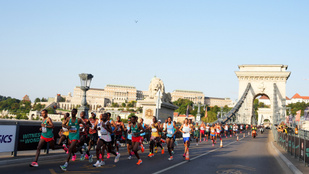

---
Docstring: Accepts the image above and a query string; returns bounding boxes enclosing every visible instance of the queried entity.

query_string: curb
[270,142,303,174]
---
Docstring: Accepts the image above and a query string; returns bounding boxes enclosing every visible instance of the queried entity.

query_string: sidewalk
[269,130,309,174]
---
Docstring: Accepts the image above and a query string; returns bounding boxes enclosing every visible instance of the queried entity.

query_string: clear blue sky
[1,0,308,101]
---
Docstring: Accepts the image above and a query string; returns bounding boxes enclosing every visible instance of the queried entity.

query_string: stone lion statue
[148,76,165,99]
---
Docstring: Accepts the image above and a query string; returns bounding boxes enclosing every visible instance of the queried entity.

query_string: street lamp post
[78,73,94,119]
[194,96,204,123]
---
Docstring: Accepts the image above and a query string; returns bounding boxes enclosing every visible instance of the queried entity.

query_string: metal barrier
[276,128,309,166]
[0,119,62,157]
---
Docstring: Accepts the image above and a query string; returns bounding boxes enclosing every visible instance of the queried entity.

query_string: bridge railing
[275,129,309,167]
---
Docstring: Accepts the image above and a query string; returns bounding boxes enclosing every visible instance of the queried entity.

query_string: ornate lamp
[78,73,94,119]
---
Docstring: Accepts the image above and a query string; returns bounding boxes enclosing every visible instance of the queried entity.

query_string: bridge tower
[234,65,291,125]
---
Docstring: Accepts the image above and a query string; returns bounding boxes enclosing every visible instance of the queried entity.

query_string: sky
[0,0,309,102]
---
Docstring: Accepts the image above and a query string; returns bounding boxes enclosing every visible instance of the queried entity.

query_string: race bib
[70,126,77,133]
[101,129,108,135]
[152,128,157,132]
[195,128,198,130]
[167,130,173,135]
[42,127,47,133]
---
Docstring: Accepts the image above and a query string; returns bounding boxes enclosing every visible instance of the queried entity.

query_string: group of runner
[30,108,250,171]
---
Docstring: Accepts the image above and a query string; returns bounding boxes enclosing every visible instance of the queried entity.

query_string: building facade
[171,90,205,104]
[204,97,233,107]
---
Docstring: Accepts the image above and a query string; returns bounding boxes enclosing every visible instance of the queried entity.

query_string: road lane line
[153,137,245,174]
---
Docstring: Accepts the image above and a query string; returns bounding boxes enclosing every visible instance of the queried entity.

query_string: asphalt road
[0,130,292,174]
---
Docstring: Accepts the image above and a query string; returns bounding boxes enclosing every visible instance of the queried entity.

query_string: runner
[93,113,120,167]
[224,124,229,138]
[139,118,149,143]
[215,123,221,143]
[79,111,90,161]
[107,112,117,159]
[194,122,199,146]
[115,116,125,154]
[148,116,162,157]
[60,109,86,171]
[229,123,233,137]
[87,112,98,162]
[179,118,192,158]
[210,124,216,146]
[30,109,62,167]
[205,123,210,142]
[58,112,70,153]
[233,124,238,137]
[124,118,133,159]
[199,121,206,142]
[129,115,145,165]
[139,118,147,151]
[165,116,177,160]
[189,119,194,142]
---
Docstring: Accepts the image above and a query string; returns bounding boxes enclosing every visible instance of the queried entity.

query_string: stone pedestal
[138,99,178,124]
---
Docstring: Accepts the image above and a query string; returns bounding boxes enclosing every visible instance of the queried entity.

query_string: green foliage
[128,113,136,118]
[111,103,119,107]
[41,97,48,102]
[173,99,194,115]
[287,102,309,115]
[127,101,136,107]
[46,107,56,114]
[34,98,41,103]
[137,107,143,113]
[121,103,126,107]
[33,103,45,111]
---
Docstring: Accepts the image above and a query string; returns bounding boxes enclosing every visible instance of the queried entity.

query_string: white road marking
[153,137,245,174]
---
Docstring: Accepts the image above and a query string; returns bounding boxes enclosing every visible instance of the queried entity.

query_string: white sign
[0,125,16,152]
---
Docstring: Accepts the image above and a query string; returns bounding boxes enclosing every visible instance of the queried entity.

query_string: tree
[173,99,194,115]
[41,98,48,102]
[121,103,126,107]
[34,98,41,103]
[111,103,119,107]
[128,113,136,118]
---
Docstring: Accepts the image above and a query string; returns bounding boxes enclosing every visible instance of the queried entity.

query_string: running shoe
[128,155,132,160]
[80,154,85,161]
[148,153,154,157]
[89,155,93,163]
[85,154,89,160]
[175,141,178,146]
[141,144,145,153]
[99,154,102,159]
[161,147,164,154]
[212,144,214,147]
[93,161,101,167]
[63,144,68,153]
[100,161,105,166]
[72,154,76,161]
[114,153,120,163]
[182,153,185,157]
[106,153,110,159]
[130,151,135,156]
[29,162,38,167]
[168,156,173,161]
[172,150,174,154]
[60,163,68,171]
[155,147,158,153]
[136,159,142,165]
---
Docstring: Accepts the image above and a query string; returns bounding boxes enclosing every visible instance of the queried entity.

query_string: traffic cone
[185,149,190,161]
[220,139,223,148]
[243,133,245,138]
[237,135,239,141]
[248,131,250,136]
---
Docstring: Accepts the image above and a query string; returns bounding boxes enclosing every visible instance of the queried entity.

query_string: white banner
[0,125,16,152]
